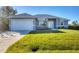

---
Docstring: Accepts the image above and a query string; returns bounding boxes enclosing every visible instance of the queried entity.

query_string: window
[61,22,63,25]
[64,20,68,25]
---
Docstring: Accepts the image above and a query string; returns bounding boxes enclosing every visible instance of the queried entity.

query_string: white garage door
[10,19,34,30]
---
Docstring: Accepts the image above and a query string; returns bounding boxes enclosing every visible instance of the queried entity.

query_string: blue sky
[13,6,79,23]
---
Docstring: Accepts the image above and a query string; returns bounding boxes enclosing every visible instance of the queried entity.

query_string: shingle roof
[9,13,70,20]
[34,14,69,20]
[34,14,56,18]
[16,13,32,16]
[9,13,36,19]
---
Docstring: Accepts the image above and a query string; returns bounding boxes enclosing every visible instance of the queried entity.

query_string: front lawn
[6,29,79,53]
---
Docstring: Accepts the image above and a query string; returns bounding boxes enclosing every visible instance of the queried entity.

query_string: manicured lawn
[6,29,79,53]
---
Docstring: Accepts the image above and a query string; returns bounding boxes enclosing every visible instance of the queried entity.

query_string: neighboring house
[9,13,69,31]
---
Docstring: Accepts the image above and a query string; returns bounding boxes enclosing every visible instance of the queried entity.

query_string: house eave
[8,16,37,19]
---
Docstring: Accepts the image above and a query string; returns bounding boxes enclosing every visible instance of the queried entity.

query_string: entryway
[48,21,54,29]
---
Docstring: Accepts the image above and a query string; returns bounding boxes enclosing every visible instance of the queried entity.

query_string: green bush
[68,25,79,30]
[58,26,65,29]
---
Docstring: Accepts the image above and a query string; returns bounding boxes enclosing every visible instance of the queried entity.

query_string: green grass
[6,29,79,53]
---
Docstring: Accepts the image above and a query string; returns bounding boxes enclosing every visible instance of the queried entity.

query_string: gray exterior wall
[35,17,68,30]
[56,18,68,28]
[64,20,68,28]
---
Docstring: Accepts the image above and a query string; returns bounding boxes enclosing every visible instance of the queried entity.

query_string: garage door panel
[10,19,34,30]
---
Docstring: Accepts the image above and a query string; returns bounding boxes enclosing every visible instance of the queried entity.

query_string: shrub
[68,25,79,30]
[58,26,65,29]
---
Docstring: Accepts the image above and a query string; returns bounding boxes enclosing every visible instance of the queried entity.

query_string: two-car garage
[9,19,34,31]
[9,13,36,31]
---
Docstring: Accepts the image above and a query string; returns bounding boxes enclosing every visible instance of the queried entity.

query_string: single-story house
[9,13,69,31]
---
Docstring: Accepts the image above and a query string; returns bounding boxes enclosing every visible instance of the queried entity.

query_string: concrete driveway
[12,30,31,34]
[0,35,23,53]
[0,30,30,53]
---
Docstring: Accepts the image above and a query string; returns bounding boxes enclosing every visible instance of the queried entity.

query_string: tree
[0,6,17,17]
[72,20,78,25]
[0,6,17,30]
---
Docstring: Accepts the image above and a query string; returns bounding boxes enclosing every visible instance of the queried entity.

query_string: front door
[48,21,54,29]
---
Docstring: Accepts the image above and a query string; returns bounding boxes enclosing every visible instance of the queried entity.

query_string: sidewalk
[0,33,24,53]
